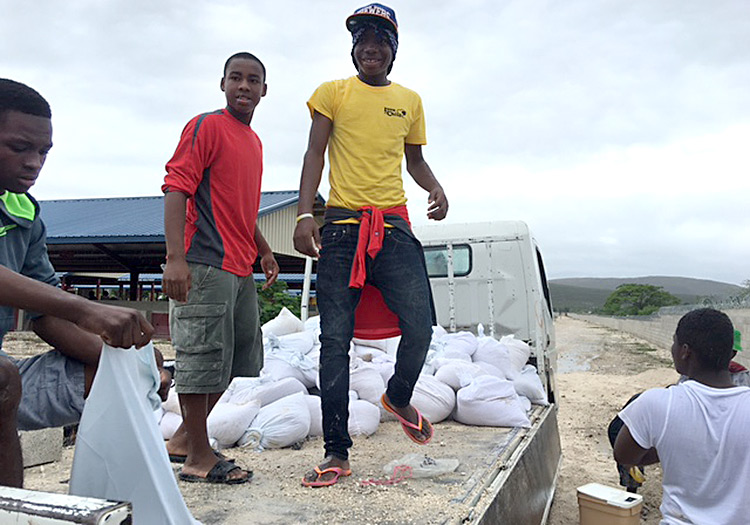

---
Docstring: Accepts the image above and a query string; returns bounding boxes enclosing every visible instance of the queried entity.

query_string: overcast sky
[3,0,749,285]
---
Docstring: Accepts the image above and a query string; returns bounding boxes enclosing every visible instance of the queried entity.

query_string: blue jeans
[317,223,433,460]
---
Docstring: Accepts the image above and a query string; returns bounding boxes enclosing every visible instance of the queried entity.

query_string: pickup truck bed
[25,405,560,524]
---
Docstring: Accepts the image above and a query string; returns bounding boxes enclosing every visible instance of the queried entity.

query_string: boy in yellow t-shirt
[293,3,449,487]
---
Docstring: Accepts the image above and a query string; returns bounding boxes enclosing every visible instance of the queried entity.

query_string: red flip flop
[301,466,352,488]
[381,394,433,445]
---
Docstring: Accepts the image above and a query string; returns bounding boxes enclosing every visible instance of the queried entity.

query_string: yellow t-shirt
[307,76,427,210]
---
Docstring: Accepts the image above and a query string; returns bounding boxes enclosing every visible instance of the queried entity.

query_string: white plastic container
[577,483,643,525]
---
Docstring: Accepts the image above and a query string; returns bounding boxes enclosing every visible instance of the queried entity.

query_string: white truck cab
[415,220,557,403]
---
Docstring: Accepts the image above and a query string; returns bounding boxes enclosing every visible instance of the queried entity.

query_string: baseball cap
[346,3,398,34]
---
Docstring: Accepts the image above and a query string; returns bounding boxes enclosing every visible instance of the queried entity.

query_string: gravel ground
[7,316,677,524]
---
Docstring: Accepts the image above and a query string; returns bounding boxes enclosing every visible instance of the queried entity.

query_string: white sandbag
[162,387,181,415]
[263,333,318,387]
[432,325,448,338]
[352,336,401,356]
[261,307,304,337]
[422,350,471,376]
[207,401,261,448]
[434,361,488,391]
[454,375,530,428]
[352,344,387,363]
[436,331,478,358]
[518,396,532,412]
[500,335,532,374]
[239,392,310,451]
[305,395,323,437]
[411,374,456,423]
[472,337,515,379]
[159,411,183,441]
[227,376,308,407]
[348,399,380,436]
[303,314,321,333]
[373,353,396,386]
[69,343,199,524]
[350,360,386,404]
[474,361,506,379]
[513,365,549,406]
[273,330,317,354]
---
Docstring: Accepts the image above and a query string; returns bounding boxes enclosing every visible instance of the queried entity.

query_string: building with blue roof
[39,191,324,299]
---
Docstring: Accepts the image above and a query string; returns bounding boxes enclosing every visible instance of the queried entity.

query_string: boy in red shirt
[294,4,448,487]
[162,52,278,485]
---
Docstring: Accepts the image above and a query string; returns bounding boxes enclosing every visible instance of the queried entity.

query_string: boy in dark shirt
[0,78,159,487]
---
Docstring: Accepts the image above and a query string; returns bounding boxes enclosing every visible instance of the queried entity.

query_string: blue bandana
[351,21,398,58]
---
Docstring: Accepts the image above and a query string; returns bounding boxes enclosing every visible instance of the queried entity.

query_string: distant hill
[549,276,743,313]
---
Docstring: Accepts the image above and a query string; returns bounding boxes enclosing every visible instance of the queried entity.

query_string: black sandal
[178,459,251,485]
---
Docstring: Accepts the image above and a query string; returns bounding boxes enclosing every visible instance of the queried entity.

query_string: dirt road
[547,316,678,525]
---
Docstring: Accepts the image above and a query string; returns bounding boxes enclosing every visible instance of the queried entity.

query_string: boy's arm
[162,191,192,302]
[254,226,279,290]
[293,111,332,258]
[0,265,153,349]
[613,424,660,466]
[404,144,448,221]
[32,314,171,400]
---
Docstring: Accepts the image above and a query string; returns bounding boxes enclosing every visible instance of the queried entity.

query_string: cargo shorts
[0,350,86,431]
[169,263,263,394]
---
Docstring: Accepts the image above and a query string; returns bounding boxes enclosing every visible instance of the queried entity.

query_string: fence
[572,307,750,370]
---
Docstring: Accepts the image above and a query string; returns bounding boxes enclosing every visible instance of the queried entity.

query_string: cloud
[3,0,749,283]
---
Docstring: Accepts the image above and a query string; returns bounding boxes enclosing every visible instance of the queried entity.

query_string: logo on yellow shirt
[384,107,407,118]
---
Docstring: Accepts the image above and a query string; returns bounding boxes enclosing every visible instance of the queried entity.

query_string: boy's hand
[427,186,448,221]
[77,302,154,349]
[260,252,280,290]
[162,257,192,302]
[293,218,321,258]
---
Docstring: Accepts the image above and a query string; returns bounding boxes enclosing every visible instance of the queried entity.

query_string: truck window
[536,247,554,316]
[423,244,472,278]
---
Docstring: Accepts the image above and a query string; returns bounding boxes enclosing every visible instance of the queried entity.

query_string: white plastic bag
[69,343,199,524]
[383,453,459,478]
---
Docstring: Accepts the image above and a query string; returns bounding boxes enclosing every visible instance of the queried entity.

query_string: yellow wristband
[296,213,314,223]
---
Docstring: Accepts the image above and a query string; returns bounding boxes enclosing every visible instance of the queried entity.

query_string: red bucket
[353,284,401,340]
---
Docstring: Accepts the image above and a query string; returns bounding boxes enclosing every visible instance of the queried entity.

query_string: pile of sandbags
[157,311,551,450]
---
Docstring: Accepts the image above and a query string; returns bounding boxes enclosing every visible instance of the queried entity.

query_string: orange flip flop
[381,394,433,445]
[301,466,352,488]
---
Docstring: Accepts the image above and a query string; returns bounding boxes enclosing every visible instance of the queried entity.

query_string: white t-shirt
[619,381,750,525]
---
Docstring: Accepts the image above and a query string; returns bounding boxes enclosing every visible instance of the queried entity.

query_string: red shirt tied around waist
[348,205,410,340]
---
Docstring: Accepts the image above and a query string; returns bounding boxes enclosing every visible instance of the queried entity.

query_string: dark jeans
[317,223,433,461]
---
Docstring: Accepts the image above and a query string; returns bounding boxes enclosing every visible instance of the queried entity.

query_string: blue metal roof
[39,191,304,244]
